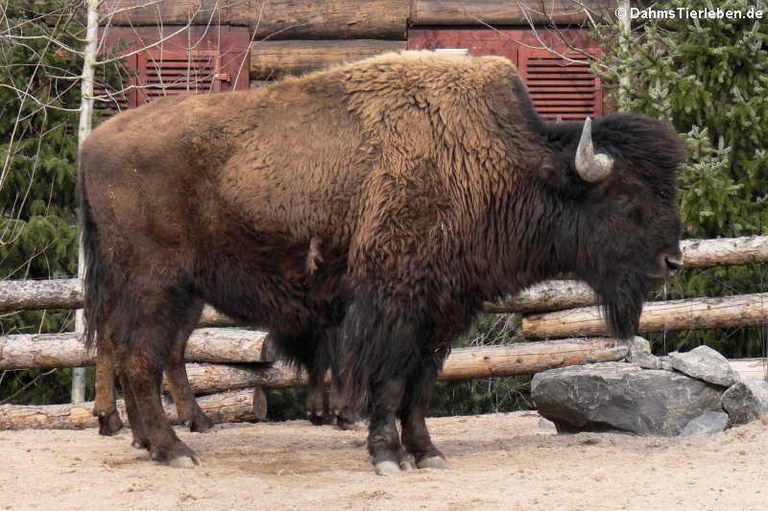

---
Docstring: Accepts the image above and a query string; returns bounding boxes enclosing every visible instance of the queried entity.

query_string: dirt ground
[1,411,766,510]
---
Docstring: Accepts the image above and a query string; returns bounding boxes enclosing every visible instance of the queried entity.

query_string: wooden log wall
[98,1,617,87]
[99,1,614,36]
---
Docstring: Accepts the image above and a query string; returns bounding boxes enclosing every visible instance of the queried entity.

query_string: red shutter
[517,48,602,121]
[98,27,250,112]
[408,28,604,121]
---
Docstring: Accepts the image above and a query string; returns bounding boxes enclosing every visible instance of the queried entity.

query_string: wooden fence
[0,235,766,429]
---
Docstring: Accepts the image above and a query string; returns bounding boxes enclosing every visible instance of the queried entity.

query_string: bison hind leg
[92,323,125,436]
[164,297,214,433]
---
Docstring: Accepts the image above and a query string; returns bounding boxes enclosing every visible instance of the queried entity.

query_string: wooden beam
[0,278,81,311]
[439,338,626,380]
[251,39,406,80]
[485,280,595,314]
[523,293,768,339]
[100,0,410,40]
[680,236,768,268]
[182,339,628,394]
[411,0,615,26]
[99,0,233,26]
[2,237,765,312]
[0,328,275,370]
[0,388,262,430]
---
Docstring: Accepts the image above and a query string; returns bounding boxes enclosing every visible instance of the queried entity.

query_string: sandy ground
[1,411,767,510]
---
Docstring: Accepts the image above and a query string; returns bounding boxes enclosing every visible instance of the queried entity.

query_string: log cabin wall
[97,1,616,118]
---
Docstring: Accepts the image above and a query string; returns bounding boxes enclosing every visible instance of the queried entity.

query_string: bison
[78,51,686,474]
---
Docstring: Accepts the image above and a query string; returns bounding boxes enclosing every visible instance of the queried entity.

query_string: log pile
[0,340,627,430]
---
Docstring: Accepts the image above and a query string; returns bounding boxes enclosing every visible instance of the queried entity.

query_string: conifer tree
[595,0,767,355]
[1,1,85,403]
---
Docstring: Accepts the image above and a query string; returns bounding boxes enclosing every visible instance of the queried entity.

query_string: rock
[668,345,738,387]
[680,411,729,436]
[531,362,723,436]
[632,352,671,370]
[625,336,652,360]
[721,378,768,425]
[625,337,672,370]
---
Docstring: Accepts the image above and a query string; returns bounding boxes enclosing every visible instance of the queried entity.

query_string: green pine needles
[594,0,767,356]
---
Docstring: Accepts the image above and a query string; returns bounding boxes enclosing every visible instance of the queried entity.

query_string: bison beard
[598,273,649,340]
[78,51,686,474]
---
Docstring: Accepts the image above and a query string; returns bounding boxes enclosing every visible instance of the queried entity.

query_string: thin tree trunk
[71,0,100,404]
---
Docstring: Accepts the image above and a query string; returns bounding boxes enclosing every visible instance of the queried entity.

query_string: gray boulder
[669,345,738,387]
[721,378,768,425]
[531,362,723,436]
[680,411,730,437]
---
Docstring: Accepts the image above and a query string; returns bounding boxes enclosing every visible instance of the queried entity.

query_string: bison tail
[77,168,104,353]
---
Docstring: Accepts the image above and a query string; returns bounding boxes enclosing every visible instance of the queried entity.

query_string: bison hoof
[188,415,214,433]
[417,456,449,470]
[151,444,201,469]
[374,460,404,476]
[96,411,124,436]
[335,414,366,431]
[169,454,201,469]
[307,410,332,426]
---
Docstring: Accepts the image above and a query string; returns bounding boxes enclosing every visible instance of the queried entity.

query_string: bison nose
[664,255,683,277]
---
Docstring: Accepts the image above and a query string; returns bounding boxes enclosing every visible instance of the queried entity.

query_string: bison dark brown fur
[78,51,686,473]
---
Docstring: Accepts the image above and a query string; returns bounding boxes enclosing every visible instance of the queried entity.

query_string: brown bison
[78,51,685,474]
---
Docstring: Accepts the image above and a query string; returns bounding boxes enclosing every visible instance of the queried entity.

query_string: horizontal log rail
[178,338,629,394]
[0,388,265,431]
[410,0,615,26]
[98,0,616,33]
[0,328,274,370]
[523,293,768,339]
[100,0,411,40]
[2,236,766,314]
[250,40,407,80]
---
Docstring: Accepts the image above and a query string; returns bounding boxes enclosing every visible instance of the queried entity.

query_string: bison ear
[536,155,591,198]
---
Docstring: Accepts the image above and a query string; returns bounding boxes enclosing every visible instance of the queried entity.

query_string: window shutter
[98,28,250,113]
[517,48,603,121]
[136,49,222,105]
[407,28,604,121]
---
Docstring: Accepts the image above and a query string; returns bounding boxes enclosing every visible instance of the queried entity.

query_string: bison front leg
[368,377,408,476]
[400,359,447,470]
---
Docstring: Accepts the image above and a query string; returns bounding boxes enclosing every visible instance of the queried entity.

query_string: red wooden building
[97,1,614,121]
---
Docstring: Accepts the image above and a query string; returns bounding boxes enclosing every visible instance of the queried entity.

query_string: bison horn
[575,117,614,182]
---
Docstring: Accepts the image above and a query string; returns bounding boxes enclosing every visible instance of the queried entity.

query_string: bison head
[539,114,686,339]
